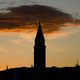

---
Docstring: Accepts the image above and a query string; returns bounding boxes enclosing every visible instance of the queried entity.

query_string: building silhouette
[34,22,46,69]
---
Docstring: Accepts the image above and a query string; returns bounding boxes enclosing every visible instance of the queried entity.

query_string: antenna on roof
[6,65,8,70]
[76,59,79,67]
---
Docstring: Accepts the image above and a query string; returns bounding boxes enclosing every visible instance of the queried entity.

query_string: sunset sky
[0,0,80,70]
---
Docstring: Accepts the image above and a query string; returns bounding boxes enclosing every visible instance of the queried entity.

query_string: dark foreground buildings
[0,22,80,80]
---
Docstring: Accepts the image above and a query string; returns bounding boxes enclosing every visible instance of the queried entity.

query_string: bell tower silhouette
[34,22,46,69]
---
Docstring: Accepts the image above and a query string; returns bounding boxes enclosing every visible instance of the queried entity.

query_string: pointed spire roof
[35,21,44,41]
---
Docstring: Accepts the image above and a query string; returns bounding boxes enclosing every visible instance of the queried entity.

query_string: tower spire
[34,22,46,69]
[35,21,44,43]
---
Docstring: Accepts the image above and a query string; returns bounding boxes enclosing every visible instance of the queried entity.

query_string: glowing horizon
[0,26,80,70]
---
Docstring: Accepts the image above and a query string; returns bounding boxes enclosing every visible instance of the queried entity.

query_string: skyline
[0,0,80,70]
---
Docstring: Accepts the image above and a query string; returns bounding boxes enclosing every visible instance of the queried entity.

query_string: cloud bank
[0,5,79,34]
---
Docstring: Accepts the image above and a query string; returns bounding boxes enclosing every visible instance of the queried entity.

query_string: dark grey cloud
[0,5,78,33]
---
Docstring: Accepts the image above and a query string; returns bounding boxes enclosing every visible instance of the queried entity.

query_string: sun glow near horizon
[0,25,80,70]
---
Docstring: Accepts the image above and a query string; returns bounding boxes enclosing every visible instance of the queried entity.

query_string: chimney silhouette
[34,22,46,69]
